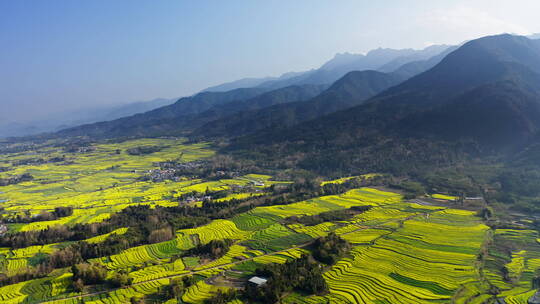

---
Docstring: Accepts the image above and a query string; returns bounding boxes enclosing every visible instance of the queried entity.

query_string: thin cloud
[421,5,531,41]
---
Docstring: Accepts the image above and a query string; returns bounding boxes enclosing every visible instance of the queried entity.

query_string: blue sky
[1,0,539,122]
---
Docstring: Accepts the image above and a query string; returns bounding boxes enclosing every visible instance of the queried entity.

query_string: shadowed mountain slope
[57,84,327,138]
[228,34,540,174]
[195,70,405,137]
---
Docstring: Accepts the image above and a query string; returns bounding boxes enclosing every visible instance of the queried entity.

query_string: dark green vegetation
[4,34,540,304]
[57,84,326,139]
[195,70,405,137]
[72,263,134,291]
[232,34,540,163]
[284,206,372,226]
[0,173,33,186]
[311,232,352,265]
[388,272,453,296]
[205,234,351,303]
[0,177,371,288]
[43,36,540,216]
[2,206,73,223]
[222,34,540,214]
[153,276,198,303]
[183,239,234,260]
[126,145,168,155]
[71,263,108,291]
[244,255,328,303]
[203,290,239,304]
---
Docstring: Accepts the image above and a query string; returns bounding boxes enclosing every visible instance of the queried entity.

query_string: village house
[247,276,268,287]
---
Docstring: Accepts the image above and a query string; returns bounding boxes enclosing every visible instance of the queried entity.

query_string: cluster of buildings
[144,168,182,182]
[181,195,213,204]
[154,160,206,170]
[143,160,208,182]
[214,170,241,178]
[64,145,96,153]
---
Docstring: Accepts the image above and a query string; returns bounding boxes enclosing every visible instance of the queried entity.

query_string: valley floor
[0,138,537,304]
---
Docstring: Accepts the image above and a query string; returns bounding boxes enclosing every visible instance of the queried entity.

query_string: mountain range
[204,44,450,92]
[253,47,428,90]
[52,43,452,139]
[195,70,404,137]
[228,34,540,174]
[0,98,176,139]
[20,33,540,181]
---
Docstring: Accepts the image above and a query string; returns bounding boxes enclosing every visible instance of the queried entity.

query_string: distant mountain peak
[228,33,540,176]
[529,33,540,40]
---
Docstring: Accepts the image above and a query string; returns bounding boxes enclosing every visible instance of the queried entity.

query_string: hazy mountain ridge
[57,85,327,138]
[202,71,307,92]
[199,45,451,95]
[195,70,405,137]
[377,44,450,72]
[254,45,451,90]
[190,84,328,129]
[0,98,175,139]
[57,88,270,138]
[48,45,451,139]
[390,45,459,78]
[34,35,534,147]
[227,34,540,174]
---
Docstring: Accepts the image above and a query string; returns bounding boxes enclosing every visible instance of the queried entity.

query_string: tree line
[284,206,372,226]
[1,207,73,224]
[0,178,372,288]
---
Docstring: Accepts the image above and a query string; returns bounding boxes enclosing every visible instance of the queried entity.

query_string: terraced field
[320,174,379,186]
[431,193,459,201]
[35,187,500,303]
[0,139,287,233]
[482,229,540,303]
[172,189,493,303]
[1,140,538,304]
[0,139,293,281]
[0,139,213,225]
[278,209,488,304]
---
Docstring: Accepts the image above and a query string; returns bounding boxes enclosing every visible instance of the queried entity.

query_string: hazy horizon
[1,0,540,123]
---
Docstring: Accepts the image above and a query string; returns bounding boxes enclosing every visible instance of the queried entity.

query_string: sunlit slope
[0,186,497,304]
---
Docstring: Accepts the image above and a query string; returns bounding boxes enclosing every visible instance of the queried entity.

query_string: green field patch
[388,235,479,255]
[27,252,48,267]
[231,212,279,231]
[389,272,454,295]
[243,224,312,252]
[340,228,390,244]
[183,256,200,268]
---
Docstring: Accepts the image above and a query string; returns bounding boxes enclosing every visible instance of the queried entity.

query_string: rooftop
[248,276,268,286]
